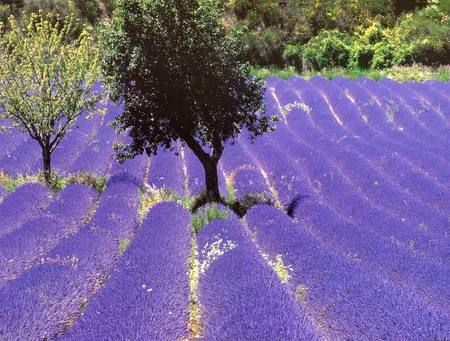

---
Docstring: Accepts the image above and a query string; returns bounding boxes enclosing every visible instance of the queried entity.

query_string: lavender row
[0,137,41,175]
[292,184,450,312]
[147,146,186,195]
[304,77,450,210]
[349,77,449,151]
[64,202,191,340]
[0,183,53,238]
[285,77,450,188]
[380,79,450,142]
[0,176,140,339]
[52,115,103,174]
[272,120,450,266]
[197,214,320,341]
[273,83,450,256]
[0,184,96,286]
[0,186,7,203]
[220,142,272,199]
[247,205,450,340]
[109,153,148,188]
[0,122,28,160]
[68,122,117,176]
[231,167,272,199]
[239,118,450,310]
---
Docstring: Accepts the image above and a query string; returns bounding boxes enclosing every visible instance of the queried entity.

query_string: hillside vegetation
[1,0,449,75]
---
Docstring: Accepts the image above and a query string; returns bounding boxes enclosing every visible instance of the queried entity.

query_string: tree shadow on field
[191,191,308,219]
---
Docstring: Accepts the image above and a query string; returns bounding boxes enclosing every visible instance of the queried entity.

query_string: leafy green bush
[302,30,353,71]
[390,5,450,66]
[244,26,285,66]
[282,44,303,71]
[371,40,395,69]
[349,22,385,69]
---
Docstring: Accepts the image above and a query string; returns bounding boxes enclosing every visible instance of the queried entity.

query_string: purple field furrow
[247,205,450,340]
[288,186,450,313]
[300,77,450,169]
[52,115,103,174]
[68,123,117,175]
[381,79,450,142]
[0,138,41,175]
[232,168,272,199]
[184,148,205,195]
[277,135,450,265]
[355,77,450,160]
[238,135,315,205]
[376,79,450,147]
[109,154,148,188]
[243,134,450,311]
[148,147,185,195]
[63,202,191,340]
[303,78,450,189]
[0,179,142,339]
[0,125,28,160]
[0,185,96,286]
[406,82,450,125]
[198,214,321,341]
[0,263,94,340]
[0,77,449,339]
[0,186,6,201]
[294,79,450,212]
[274,88,450,239]
[364,78,450,148]
[220,141,258,175]
[0,184,53,238]
[86,180,140,243]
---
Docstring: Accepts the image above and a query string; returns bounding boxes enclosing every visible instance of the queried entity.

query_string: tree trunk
[202,157,221,203]
[42,147,52,184]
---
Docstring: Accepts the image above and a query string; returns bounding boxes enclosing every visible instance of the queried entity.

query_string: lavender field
[0,77,449,340]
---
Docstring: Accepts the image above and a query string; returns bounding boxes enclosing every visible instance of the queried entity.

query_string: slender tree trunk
[42,147,52,184]
[201,157,221,202]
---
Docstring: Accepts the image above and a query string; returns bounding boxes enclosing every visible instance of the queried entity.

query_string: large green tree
[0,13,100,182]
[101,0,271,203]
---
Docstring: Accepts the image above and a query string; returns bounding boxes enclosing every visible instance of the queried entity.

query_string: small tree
[0,13,100,182]
[101,0,272,203]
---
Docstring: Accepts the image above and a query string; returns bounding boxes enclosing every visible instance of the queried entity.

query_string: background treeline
[228,0,450,70]
[0,0,116,26]
[1,0,449,72]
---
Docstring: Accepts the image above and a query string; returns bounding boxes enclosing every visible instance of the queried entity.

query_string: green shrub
[371,40,395,69]
[349,22,386,69]
[192,203,229,233]
[244,26,285,66]
[349,40,375,69]
[302,30,352,71]
[282,43,303,70]
[391,5,450,66]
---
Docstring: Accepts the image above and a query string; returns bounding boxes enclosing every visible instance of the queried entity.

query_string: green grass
[138,187,190,222]
[0,171,108,193]
[118,238,131,254]
[224,183,237,205]
[268,254,293,284]
[252,65,450,82]
[250,66,298,80]
[191,203,229,233]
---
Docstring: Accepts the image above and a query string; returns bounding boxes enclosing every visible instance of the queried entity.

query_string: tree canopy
[101,0,272,203]
[0,12,100,182]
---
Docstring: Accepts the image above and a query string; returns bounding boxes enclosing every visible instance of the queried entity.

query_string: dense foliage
[1,0,448,71]
[0,0,116,27]
[100,0,271,203]
[228,0,450,70]
[0,13,100,182]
